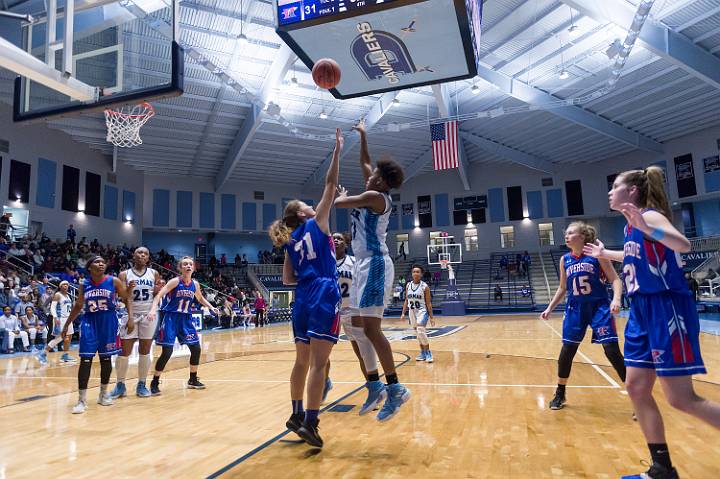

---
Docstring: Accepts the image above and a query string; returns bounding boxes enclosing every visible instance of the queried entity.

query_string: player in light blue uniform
[401,265,435,362]
[62,256,133,414]
[586,167,720,479]
[334,118,410,423]
[541,222,625,411]
[147,256,219,395]
[269,128,343,448]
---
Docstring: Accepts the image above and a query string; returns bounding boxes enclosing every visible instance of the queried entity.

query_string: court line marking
[540,320,622,389]
[205,352,412,479]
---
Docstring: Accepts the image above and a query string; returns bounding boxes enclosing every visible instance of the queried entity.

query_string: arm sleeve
[50,301,58,318]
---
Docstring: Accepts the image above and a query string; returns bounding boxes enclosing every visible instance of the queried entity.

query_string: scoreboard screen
[278,0,402,26]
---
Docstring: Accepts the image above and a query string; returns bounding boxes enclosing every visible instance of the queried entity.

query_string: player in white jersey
[323,233,380,407]
[335,118,410,422]
[35,281,75,364]
[401,265,435,363]
[111,247,161,399]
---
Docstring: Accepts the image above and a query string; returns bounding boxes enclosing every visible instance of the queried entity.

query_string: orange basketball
[312,58,341,90]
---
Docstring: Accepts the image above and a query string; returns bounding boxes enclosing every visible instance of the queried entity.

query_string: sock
[648,443,672,469]
[367,372,380,382]
[79,389,87,401]
[292,399,304,415]
[557,384,567,395]
[386,373,398,385]
[115,355,129,383]
[138,354,152,383]
[151,375,160,386]
[304,409,319,424]
[190,371,197,382]
[100,383,108,394]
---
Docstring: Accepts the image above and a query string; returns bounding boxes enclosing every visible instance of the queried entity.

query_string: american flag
[430,120,459,170]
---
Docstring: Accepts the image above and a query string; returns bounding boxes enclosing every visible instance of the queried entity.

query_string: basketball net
[104,102,155,148]
[439,259,449,270]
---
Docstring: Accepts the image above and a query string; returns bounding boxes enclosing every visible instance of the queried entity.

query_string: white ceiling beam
[561,0,720,90]
[475,63,664,153]
[431,84,471,191]
[461,132,557,174]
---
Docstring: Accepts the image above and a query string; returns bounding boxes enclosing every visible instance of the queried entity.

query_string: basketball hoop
[104,102,155,148]
[440,259,449,270]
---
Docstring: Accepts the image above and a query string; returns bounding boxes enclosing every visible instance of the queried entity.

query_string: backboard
[9,0,183,122]
[427,234,462,265]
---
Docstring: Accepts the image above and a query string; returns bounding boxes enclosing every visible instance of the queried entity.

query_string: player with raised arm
[268,128,343,448]
[66,256,133,414]
[147,257,219,395]
[585,167,720,479]
[540,222,626,411]
[401,265,436,363]
[334,119,410,422]
[112,247,161,399]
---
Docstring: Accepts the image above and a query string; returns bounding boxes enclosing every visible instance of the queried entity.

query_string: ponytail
[567,221,597,244]
[620,166,672,220]
[268,200,305,247]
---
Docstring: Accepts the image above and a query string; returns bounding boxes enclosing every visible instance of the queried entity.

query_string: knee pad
[189,344,201,366]
[342,319,355,341]
[155,346,174,372]
[416,326,429,345]
[558,343,579,379]
[78,357,93,389]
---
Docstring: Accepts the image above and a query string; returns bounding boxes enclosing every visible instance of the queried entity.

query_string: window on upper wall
[500,226,515,249]
[538,223,555,246]
[464,227,478,251]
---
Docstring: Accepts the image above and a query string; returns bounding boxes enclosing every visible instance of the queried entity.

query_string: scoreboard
[278,0,403,26]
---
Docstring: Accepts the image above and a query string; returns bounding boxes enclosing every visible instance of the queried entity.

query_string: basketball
[312,58,341,90]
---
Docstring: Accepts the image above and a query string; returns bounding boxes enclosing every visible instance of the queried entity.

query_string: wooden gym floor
[0,314,718,478]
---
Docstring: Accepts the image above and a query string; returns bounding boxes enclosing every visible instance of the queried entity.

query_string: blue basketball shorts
[562,300,618,345]
[155,311,199,346]
[624,292,705,376]
[293,278,341,344]
[79,312,120,357]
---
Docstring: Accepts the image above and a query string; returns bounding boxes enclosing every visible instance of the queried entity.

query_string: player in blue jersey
[61,256,133,414]
[334,119,410,423]
[268,128,343,448]
[540,222,625,411]
[146,256,219,395]
[585,166,720,479]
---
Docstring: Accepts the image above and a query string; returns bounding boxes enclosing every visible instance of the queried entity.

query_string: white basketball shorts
[349,255,394,319]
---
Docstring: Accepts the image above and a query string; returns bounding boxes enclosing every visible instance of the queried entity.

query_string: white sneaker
[72,400,87,414]
[97,393,113,406]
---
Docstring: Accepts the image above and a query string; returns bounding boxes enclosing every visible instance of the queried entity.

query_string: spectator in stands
[393,284,403,305]
[398,275,407,300]
[702,268,717,287]
[32,249,44,267]
[494,284,503,302]
[66,224,76,244]
[515,253,522,276]
[686,272,699,302]
[520,285,532,298]
[0,284,8,309]
[21,306,46,348]
[242,254,248,265]
[0,212,14,239]
[8,242,22,257]
[234,254,241,266]
[220,299,235,328]
[499,254,509,270]
[1,305,30,352]
[15,291,33,317]
[221,254,227,266]
[521,251,531,277]
[240,302,253,328]
[254,292,267,327]
[208,255,217,270]
[433,270,441,288]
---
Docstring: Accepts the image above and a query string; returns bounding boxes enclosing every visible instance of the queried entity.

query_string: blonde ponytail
[567,221,597,244]
[620,166,672,220]
[268,200,305,247]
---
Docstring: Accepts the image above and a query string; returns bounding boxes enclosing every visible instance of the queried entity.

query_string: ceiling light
[289,76,299,88]
[319,110,328,119]
[559,70,569,80]
[568,25,579,37]
[237,33,248,43]
[471,84,480,94]
[390,98,400,107]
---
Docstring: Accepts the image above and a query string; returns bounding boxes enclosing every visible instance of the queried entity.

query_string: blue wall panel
[152,189,170,227]
[546,189,564,218]
[242,202,256,230]
[176,191,193,227]
[402,212,414,230]
[388,210,399,231]
[103,185,118,221]
[705,170,720,193]
[336,208,349,233]
[694,198,720,237]
[36,158,56,208]
[122,190,136,224]
[221,194,236,230]
[488,188,505,222]
[199,192,215,229]
[526,190,543,219]
[262,203,277,230]
[434,193,450,227]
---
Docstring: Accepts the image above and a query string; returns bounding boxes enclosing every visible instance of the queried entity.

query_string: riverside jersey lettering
[563,254,609,303]
[83,276,117,313]
[286,219,337,283]
[162,280,196,313]
[623,223,688,296]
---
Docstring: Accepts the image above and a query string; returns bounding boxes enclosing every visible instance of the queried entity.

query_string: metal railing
[690,235,720,252]
[0,249,34,276]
